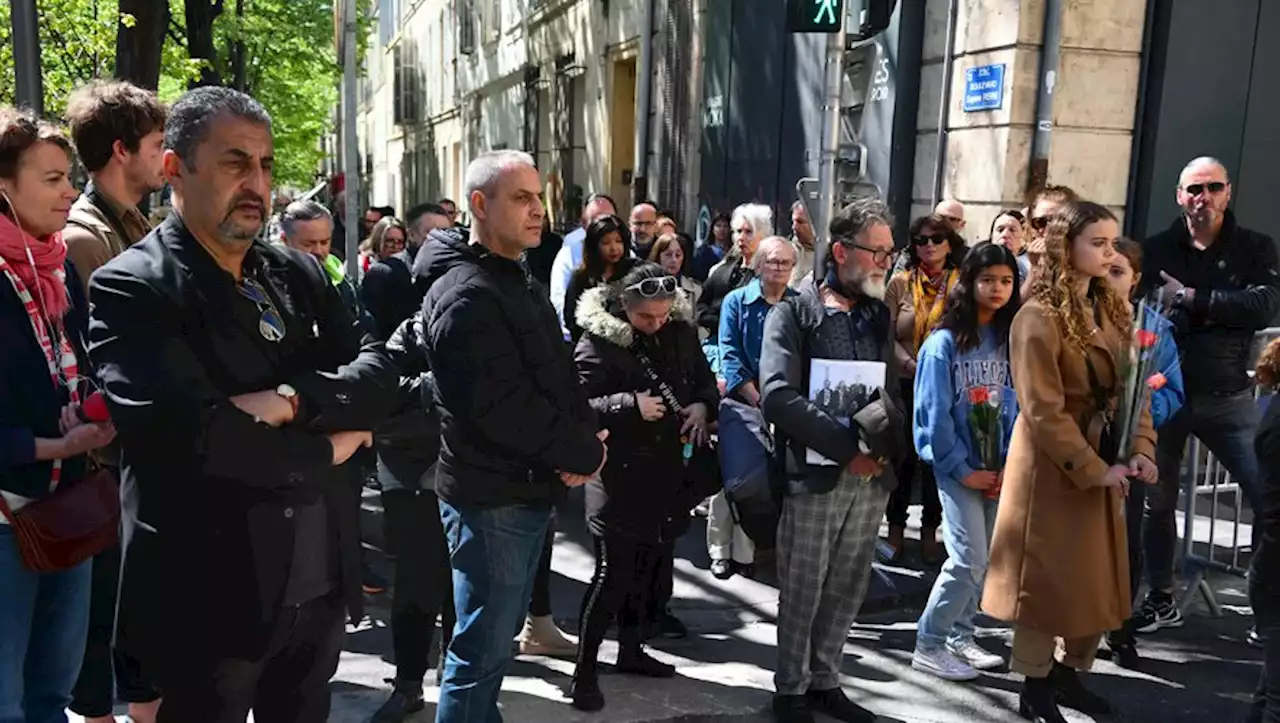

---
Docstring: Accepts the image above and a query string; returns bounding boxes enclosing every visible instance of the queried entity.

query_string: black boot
[772,694,816,723]
[1018,676,1068,723]
[370,678,425,723]
[570,665,604,712]
[1102,628,1141,669]
[1048,661,1112,714]
[617,626,676,678]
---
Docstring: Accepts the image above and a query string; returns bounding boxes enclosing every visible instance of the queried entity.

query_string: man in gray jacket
[760,197,905,723]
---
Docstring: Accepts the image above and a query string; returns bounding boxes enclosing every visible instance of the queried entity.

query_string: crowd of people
[2,77,1280,723]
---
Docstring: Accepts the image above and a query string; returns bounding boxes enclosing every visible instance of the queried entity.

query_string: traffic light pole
[11,0,43,115]
[814,18,846,257]
[340,0,361,280]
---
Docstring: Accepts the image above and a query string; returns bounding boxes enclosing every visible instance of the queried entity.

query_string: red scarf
[0,212,70,319]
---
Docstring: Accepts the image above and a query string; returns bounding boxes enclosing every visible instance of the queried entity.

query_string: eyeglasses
[238,277,287,343]
[837,239,897,266]
[764,259,796,270]
[626,275,679,297]
[1029,216,1052,232]
[912,235,948,247]
[1184,182,1226,196]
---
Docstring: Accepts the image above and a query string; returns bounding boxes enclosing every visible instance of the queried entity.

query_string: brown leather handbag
[0,466,120,572]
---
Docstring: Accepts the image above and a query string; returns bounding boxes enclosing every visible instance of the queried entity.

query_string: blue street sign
[963,64,1006,112]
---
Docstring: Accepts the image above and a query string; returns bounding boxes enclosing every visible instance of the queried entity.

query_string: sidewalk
[323,490,1264,722]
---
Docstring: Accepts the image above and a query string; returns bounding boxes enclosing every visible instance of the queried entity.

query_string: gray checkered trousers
[774,470,889,695]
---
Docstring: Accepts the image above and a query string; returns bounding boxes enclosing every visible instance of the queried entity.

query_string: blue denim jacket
[718,279,796,394]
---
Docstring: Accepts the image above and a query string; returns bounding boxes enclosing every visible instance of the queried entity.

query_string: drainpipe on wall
[929,0,959,208]
[1028,0,1064,197]
[633,0,656,205]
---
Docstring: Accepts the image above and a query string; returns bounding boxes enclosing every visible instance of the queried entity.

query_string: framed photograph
[806,359,886,465]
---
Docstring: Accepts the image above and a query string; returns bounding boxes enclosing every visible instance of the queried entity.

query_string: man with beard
[88,86,397,722]
[1137,157,1280,639]
[62,79,168,723]
[759,197,904,723]
[789,201,816,286]
[629,201,659,259]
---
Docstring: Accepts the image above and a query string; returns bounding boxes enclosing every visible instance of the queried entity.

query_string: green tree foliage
[0,0,368,186]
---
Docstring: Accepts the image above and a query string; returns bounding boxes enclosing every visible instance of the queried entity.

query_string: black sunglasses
[626,276,679,297]
[238,277,287,343]
[912,234,948,247]
[1185,182,1226,196]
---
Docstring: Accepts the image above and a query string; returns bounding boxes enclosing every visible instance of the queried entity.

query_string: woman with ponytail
[0,107,116,723]
[983,200,1158,723]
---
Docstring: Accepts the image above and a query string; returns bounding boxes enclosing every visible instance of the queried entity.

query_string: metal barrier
[1178,327,1280,615]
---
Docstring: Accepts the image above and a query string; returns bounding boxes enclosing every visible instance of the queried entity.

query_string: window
[458,0,476,55]
[393,39,422,126]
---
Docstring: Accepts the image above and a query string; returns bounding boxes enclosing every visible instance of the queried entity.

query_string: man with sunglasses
[759,197,904,723]
[87,87,398,722]
[1136,156,1280,639]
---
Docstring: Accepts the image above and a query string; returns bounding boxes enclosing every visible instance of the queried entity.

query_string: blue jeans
[0,525,92,723]
[436,500,552,723]
[916,479,998,651]
[1146,392,1263,592]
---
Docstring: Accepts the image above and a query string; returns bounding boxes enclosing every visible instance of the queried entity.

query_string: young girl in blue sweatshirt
[911,242,1021,681]
[1103,238,1185,667]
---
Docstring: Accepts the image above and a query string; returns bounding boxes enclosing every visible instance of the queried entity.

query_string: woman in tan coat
[982,200,1158,723]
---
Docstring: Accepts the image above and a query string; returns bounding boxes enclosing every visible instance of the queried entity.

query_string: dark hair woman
[649,232,702,311]
[0,107,116,722]
[693,212,732,282]
[570,262,719,712]
[910,242,1020,680]
[984,201,1158,722]
[1249,339,1280,722]
[882,213,967,562]
[564,214,636,341]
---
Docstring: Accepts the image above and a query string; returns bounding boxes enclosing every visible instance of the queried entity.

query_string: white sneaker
[948,638,1005,671]
[912,646,979,681]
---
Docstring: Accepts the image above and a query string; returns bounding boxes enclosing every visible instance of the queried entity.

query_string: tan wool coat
[982,299,1156,639]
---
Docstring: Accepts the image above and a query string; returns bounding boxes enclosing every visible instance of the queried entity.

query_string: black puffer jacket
[419,228,603,508]
[375,311,439,488]
[574,285,719,541]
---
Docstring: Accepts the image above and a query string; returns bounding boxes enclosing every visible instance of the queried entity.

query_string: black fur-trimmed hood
[574,283,694,348]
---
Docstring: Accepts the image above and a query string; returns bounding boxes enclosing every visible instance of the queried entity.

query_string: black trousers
[70,541,161,717]
[576,534,663,676]
[155,593,346,723]
[886,379,942,530]
[1250,575,1280,723]
[646,539,675,624]
[383,488,455,685]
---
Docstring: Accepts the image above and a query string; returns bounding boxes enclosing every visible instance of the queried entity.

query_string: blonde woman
[984,200,1158,722]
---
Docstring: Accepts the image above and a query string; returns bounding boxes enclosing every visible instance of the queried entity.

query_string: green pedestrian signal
[787,0,844,33]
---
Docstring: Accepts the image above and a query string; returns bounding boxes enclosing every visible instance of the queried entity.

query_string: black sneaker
[772,694,816,723]
[1248,625,1266,648]
[1131,590,1183,634]
[805,687,877,723]
[370,679,425,723]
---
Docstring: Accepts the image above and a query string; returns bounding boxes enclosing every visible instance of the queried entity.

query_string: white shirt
[550,226,587,338]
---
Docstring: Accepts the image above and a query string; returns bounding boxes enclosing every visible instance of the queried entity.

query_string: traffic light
[787,0,844,33]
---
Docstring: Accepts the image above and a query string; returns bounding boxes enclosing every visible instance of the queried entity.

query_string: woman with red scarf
[883,214,967,563]
[0,107,116,723]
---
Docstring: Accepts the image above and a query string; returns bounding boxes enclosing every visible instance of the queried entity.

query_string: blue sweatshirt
[1144,304,1185,429]
[913,326,1018,486]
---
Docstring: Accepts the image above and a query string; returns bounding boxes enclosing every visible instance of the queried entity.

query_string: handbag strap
[0,254,80,494]
[631,341,684,416]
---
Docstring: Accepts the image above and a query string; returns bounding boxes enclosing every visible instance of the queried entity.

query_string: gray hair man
[88,85,396,720]
[1135,156,1279,638]
[789,201,816,287]
[759,197,903,723]
[281,200,371,332]
[417,150,607,722]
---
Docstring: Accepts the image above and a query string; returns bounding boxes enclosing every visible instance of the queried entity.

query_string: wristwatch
[276,384,300,418]
[1173,288,1188,307]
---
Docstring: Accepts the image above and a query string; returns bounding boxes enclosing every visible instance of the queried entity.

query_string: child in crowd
[910,242,1022,681]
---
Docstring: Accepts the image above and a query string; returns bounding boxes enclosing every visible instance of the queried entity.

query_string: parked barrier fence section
[1179,327,1280,615]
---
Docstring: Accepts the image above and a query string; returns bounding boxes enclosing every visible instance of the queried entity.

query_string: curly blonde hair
[1028,200,1131,351]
